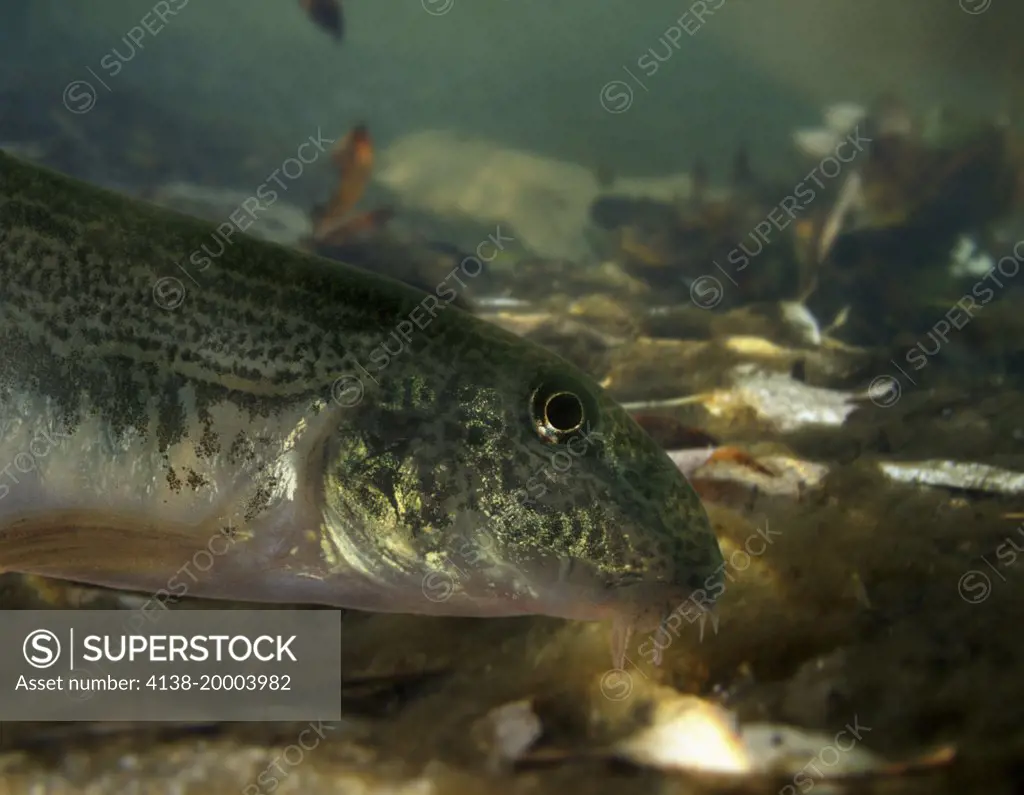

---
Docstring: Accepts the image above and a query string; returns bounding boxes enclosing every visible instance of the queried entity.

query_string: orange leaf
[314,123,374,241]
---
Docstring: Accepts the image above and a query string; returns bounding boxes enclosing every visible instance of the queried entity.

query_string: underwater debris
[302,124,482,308]
[588,145,807,308]
[300,0,344,41]
[611,694,749,774]
[698,368,864,433]
[828,113,1016,264]
[581,97,1024,348]
[472,700,543,773]
[682,453,829,505]
[311,123,392,246]
[628,415,773,477]
[799,97,1024,345]
[778,301,824,346]
[520,691,953,784]
[303,125,489,311]
[698,446,775,477]
[879,460,1024,496]
[792,102,868,160]
[564,294,642,341]
[723,369,859,431]
[609,693,954,782]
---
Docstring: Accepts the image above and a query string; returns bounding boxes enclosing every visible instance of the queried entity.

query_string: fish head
[474,358,726,643]
[319,322,724,651]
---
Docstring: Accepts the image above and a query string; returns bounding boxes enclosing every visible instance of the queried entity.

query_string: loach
[0,151,723,666]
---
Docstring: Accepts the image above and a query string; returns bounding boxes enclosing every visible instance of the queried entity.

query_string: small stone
[474,700,542,773]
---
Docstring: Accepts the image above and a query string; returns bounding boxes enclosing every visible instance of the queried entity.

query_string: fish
[0,152,724,667]
[300,0,344,41]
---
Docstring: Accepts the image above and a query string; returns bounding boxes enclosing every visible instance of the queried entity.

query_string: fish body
[0,152,723,659]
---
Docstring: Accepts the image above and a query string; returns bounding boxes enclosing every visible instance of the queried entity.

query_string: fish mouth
[589,580,679,669]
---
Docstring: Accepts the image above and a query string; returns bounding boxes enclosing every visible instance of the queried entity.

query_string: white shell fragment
[879,460,1024,496]
[779,302,823,346]
[613,694,883,782]
[613,696,748,774]
[724,368,859,432]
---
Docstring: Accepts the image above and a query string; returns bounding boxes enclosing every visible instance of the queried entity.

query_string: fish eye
[530,378,597,444]
[544,391,584,433]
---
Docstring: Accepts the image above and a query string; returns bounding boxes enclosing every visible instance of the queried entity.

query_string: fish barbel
[0,152,723,664]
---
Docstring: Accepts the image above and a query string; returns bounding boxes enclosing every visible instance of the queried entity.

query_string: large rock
[374,129,694,262]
